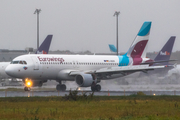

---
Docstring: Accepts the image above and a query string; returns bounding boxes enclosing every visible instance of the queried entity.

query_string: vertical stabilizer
[154,36,176,63]
[35,35,53,54]
[109,44,117,52]
[126,22,151,58]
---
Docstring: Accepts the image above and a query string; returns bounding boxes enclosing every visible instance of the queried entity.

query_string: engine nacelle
[75,73,96,87]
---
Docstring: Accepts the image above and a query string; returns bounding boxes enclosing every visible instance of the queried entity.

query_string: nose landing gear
[24,87,31,91]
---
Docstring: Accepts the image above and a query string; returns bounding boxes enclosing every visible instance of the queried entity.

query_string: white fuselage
[5,54,151,81]
[5,54,121,80]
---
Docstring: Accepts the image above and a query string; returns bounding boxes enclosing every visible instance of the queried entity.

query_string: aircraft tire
[38,81,43,87]
[91,85,96,92]
[61,84,66,91]
[95,84,101,92]
[24,87,27,91]
[91,84,101,92]
[24,87,30,91]
[56,84,66,91]
[56,84,61,91]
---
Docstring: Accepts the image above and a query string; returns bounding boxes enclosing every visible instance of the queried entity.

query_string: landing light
[27,82,31,86]
[78,87,81,91]
[153,93,156,96]
[25,79,32,87]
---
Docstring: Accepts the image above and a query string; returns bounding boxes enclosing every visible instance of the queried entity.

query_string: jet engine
[75,73,96,87]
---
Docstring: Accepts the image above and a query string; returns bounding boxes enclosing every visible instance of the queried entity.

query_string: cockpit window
[11,61,19,64]
[10,60,27,64]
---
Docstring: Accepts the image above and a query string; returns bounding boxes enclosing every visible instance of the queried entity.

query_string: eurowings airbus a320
[5,22,166,91]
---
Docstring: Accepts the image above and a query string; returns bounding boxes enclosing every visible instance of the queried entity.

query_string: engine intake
[75,73,96,87]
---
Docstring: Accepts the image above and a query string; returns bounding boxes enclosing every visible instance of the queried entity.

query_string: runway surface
[0,90,180,97]
[1,84,180,97]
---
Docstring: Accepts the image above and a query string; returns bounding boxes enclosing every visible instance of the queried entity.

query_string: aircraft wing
[94,65,165,74]
[69,65,165,76]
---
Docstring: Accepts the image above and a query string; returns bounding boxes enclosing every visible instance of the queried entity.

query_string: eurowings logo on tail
[160,51,170,55]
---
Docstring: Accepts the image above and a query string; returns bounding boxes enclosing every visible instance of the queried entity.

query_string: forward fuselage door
[31,56,39,70]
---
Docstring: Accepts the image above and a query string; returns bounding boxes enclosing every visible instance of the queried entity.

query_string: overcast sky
[0,0,180,53]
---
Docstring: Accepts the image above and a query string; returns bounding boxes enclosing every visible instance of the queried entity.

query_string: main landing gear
[91,84,101,92]
[56,81,66,91]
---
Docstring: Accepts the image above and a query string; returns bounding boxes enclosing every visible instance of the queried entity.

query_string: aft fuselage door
[31,56,39,70]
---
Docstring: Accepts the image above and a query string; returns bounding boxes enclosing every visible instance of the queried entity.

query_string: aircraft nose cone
[5,65,15,77]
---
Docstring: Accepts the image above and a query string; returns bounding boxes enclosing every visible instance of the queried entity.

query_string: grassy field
[0,91,180,120]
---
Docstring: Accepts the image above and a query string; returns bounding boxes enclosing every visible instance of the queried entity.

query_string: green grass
[0,95,180,120]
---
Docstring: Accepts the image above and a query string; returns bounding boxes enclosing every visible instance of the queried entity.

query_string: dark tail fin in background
[154,36,176,64]
[35,35,53,54]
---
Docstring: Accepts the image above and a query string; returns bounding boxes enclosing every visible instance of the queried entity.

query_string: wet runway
[0,90,180,97]
[1,84,180,97]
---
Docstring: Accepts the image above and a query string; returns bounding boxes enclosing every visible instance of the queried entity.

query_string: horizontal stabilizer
[141,59,178,65]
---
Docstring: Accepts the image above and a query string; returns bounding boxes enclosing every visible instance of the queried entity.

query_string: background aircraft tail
[154,36,176,64]
[109,44,117,52]
[126,22,151,59]
[35,35,53,54]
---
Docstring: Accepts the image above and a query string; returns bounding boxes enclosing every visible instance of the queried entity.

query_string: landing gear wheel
[56,84,61,91]
[60,84,66,91]
[96,84,101,91]
[38,81,43,87]
[91,86,96,92]
[91,84,101,92]
[56,84,66,91]
[24,87,31,91]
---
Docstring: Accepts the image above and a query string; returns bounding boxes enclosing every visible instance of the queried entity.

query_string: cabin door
[31,56,39,70]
